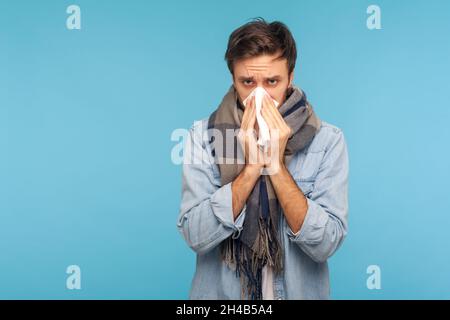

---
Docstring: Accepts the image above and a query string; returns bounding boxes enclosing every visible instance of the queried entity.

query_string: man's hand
[260,93,307,234]
[237,95,267,172]
[260,94,292,174]
[231,96,265,220]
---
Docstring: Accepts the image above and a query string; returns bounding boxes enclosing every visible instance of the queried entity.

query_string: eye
[243,80,254,86]
[267,79,278,86]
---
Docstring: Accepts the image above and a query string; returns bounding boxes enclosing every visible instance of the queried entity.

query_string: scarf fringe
[221,215,283,300]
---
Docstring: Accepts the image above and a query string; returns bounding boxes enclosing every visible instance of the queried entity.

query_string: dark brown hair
[225,17,297,76]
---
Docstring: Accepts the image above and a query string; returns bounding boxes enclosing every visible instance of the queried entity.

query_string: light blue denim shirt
[177,117,349,300]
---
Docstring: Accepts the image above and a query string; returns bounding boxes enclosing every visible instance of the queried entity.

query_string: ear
[288,70,294,87]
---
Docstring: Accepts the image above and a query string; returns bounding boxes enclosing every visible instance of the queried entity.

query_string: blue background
[1,0,450,299]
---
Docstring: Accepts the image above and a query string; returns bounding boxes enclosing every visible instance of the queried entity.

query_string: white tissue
[242,87,279,153]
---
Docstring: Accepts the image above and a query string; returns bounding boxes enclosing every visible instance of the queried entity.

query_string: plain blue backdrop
[1,0,450,299]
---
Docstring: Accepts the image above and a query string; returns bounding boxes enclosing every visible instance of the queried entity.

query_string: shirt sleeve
[286,128,349,263]
[177,121,246,255]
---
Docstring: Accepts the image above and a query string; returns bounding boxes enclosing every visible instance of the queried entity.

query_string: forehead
[233,53,288,77]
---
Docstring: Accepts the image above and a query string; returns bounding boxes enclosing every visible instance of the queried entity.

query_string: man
[177,18,349,300]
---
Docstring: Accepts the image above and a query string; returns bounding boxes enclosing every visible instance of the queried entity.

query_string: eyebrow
[237,75,282,81]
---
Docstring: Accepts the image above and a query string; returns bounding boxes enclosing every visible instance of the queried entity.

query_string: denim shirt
[177,117,349,300]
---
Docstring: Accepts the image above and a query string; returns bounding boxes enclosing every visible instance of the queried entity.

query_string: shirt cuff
[287,197,329,244]
[210,182,246,232]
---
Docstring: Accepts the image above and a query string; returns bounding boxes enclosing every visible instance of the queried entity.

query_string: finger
[247,96,257,130]
[242,96,256,131]
[261,100,278,131]
[262,95,284,128]
[262,95,291,139]
[244,96,256,128]
[241,99,251,129]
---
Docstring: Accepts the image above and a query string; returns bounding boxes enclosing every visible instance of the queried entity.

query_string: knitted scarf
[207,84,321,300]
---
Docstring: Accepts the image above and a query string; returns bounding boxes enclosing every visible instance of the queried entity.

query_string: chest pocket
[289,148,325,183]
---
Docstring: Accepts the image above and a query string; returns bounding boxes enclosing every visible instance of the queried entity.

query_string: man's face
[232,52,294,107]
